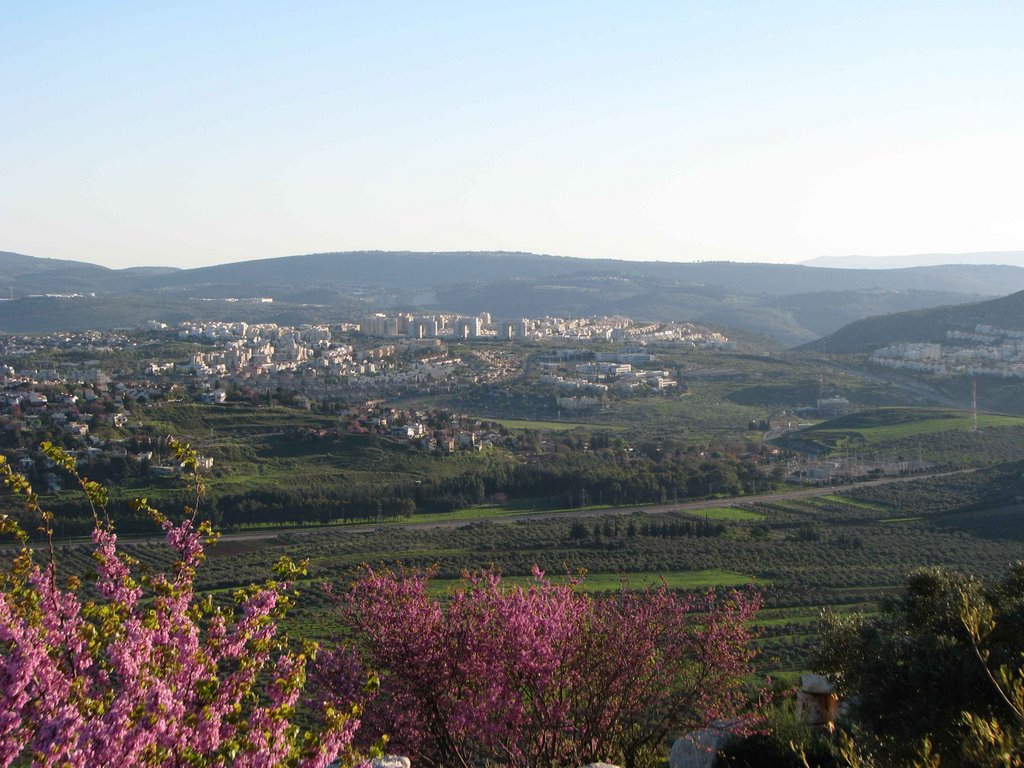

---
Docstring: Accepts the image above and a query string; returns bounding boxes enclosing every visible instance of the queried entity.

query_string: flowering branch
[0,442,360,768]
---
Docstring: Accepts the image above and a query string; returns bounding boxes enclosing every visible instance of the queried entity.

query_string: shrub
[0,440,359,768]
[816,564,1024,767]
[313,566,763,768]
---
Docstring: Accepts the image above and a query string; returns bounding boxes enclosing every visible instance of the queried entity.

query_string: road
[27,467,969,551]
[208,467,972,542]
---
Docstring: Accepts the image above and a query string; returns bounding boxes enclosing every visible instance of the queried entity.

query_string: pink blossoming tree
[313,565,763,768]
[0,440,360,768]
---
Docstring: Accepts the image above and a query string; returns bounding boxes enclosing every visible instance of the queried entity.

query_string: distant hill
[4,248,1024,344]
[0,251,179,295]
[805,290,1024,354]
[130,251,1024,297]
[0,295,355,334]
[803,251,1024,269]
[430,275,987,346]
[120,266,180,277]
[8,248,1024,299]
[0,251,80,273]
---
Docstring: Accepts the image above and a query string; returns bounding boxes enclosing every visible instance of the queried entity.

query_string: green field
[578,570,762,591]
[408,502,620,525]
[685,506,766,521]
[427,569,761,595]
[797,407,1024,445]
[822,495,885,510]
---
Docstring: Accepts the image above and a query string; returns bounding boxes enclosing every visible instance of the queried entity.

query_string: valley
[7,272,1024,686]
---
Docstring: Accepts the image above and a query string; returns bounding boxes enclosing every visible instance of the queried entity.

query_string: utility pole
[971,377,979,432]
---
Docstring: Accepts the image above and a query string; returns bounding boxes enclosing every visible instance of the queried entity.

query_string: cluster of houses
[608,321,735,349]
[339,403,515,453]
[0,384,215,491]
[871,324,1024,378]
[359,313,635,341]
[574,362,678,391]
[534,346,682,411]
[0,330,137,357]
[152,321,486,401]
[134,316,715,407]
[1,387,123,443]
[0,314,735,473]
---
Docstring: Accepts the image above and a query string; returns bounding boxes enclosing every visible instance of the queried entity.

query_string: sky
[2,1,1023,270]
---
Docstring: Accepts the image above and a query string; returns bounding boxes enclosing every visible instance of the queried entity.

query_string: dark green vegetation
[4,249,1024,344]
[718,560,1024,767]
[842,463,1024,537]
[816,564,1024,766]
[11,402,776,537]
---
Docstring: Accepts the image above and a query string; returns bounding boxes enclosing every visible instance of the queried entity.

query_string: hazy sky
[3,1,1023,269]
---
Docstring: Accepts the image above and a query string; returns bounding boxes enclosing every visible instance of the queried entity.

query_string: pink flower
[314,566,763,768]
[0,444,360,767]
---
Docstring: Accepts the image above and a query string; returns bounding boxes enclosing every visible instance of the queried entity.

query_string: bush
[718,699,842,768]
[816,564,1024,767]
[313,566,763,768]
[0,441,359,768]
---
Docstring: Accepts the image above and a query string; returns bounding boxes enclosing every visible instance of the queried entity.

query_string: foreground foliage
[817,564,1024,767]
[0,441,357,768]
[314,566,763,768]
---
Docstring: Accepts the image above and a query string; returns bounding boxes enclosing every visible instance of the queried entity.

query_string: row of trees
[568,518,726,542]
[4,442,781,537]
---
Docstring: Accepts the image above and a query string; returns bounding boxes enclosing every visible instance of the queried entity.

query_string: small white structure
[796,673,838,727]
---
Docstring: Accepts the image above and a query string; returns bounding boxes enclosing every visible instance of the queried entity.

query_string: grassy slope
[780,407,1024,462]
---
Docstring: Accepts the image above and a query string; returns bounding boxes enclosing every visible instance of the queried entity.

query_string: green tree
[816,565,1024,766]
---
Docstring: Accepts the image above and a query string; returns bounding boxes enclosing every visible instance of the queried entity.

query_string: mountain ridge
[2,249,1023,345]
[6,248,1024,295]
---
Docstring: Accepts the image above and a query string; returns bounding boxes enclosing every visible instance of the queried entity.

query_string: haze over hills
[138,252,1024,298]
[2,249,1023,345]
[802,251,1024,269]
